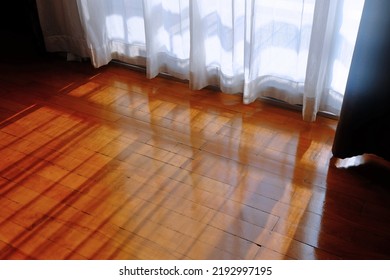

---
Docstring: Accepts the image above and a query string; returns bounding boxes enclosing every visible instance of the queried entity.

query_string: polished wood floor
[1,55,390,260]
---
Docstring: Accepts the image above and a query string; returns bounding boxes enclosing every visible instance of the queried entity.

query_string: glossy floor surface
[1,55,390,259]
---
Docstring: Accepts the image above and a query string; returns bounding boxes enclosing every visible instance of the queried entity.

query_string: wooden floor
[1,55,390,260]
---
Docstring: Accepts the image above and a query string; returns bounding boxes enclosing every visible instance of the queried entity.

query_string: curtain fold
[36,0,364,121]
[143,0,190,80]
[190,0,247,94]
[303,0,337,121]
[243,0,314,107]
[76,0,147,67]
[36,0,90,58]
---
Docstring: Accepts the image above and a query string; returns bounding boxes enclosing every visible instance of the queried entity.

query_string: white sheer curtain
[36,0,364,121]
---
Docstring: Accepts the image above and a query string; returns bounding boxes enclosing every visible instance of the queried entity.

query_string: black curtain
[332,0,390,161]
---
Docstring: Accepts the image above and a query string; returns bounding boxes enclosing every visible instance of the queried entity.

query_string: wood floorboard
[1,55,390,260]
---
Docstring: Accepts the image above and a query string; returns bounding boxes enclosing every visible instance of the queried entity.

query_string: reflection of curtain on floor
[36,0,364,121]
